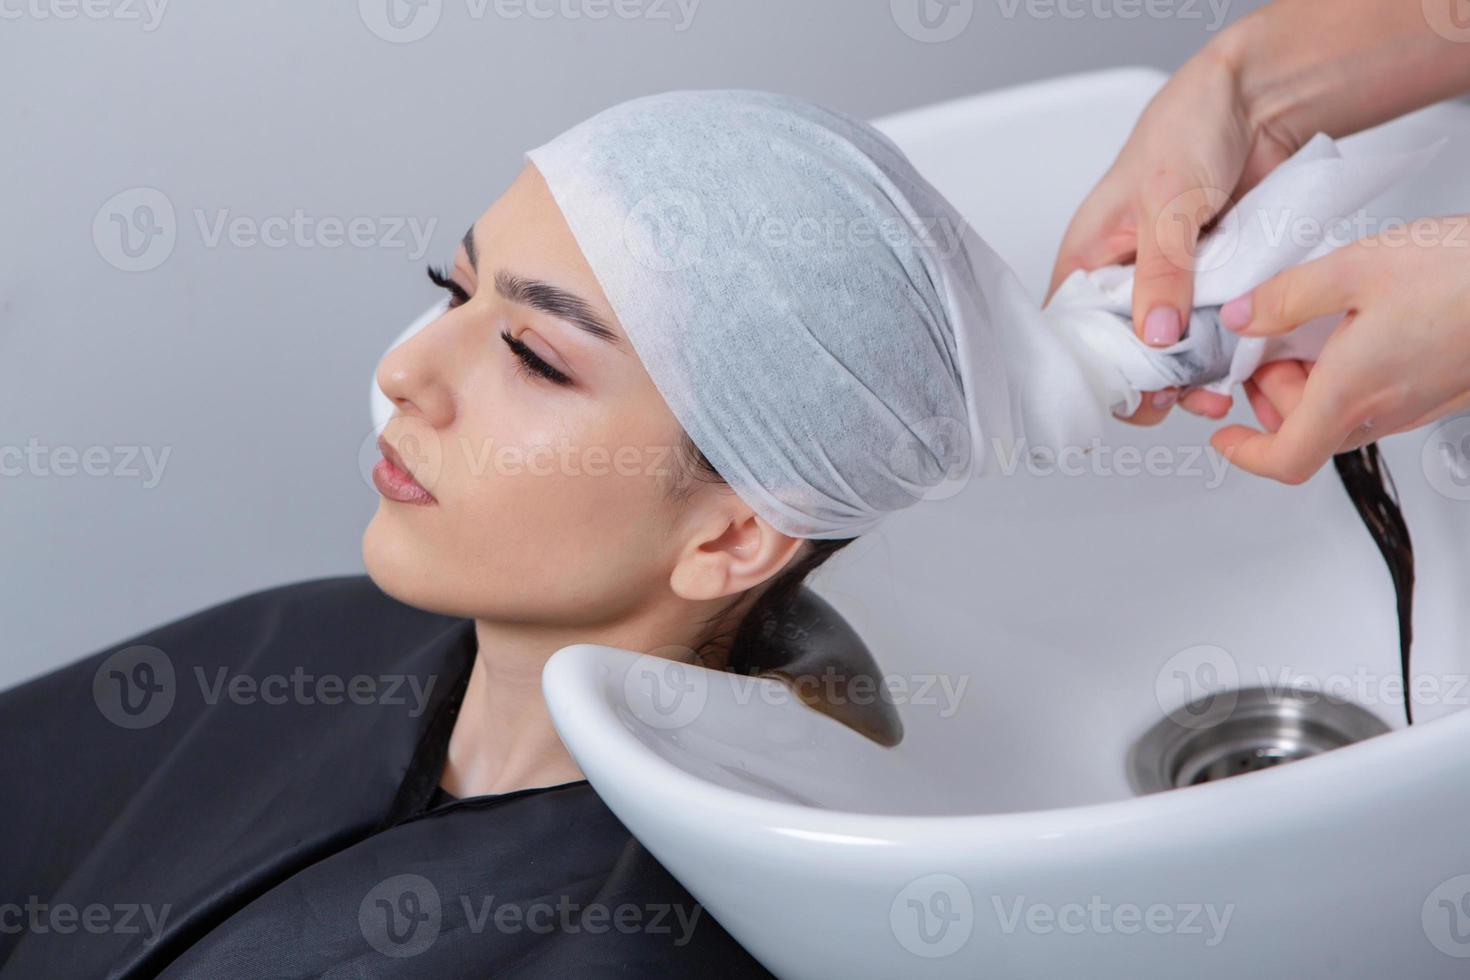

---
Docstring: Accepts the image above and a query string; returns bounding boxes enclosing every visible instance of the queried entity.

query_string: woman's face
[364,163,799,632]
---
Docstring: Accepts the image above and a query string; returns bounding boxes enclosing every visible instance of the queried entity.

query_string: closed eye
[427,263,470,308]
[501,330,573,386]
[429,262,572,387]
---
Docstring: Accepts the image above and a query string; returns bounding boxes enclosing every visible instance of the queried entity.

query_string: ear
[669,508,807,602]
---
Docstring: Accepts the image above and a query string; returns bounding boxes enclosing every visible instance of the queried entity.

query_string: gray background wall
[1,0,1269,688]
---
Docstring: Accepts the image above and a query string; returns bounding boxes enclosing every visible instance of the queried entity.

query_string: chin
[361,508,446,615]
[362,507,512,621]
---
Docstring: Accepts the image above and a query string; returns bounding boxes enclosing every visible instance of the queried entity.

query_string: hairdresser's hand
[1047,43,1297,426]
[1211,216,1470,483]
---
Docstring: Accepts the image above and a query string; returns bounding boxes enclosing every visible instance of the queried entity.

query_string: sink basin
[541,68,1470,978]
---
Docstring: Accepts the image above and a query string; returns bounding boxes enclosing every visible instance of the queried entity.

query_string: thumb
[1219,245,1362,337]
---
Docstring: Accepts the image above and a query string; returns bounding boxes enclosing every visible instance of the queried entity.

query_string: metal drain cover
[1129,687,1391,794]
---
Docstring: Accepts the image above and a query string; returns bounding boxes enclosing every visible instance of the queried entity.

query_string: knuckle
[1262,276,1294,328]
[1134,248,1195,286]
[1275,460,1313,485]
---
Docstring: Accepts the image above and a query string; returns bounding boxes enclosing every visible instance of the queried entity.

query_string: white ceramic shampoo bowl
[540,69,1470,978]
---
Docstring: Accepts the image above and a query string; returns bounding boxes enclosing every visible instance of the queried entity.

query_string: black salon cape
[0,576,774,978]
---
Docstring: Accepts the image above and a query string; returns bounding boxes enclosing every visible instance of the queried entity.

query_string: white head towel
[376,90,1440,540]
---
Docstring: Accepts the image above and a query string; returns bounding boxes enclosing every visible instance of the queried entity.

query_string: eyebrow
[460,224,623,350]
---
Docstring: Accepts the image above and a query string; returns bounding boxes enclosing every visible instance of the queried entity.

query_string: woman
[0,90,988,978]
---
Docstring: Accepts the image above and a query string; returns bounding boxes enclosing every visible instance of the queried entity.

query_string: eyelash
[426,263,469,308]
[425,263,573,387]
[500,329,573,386]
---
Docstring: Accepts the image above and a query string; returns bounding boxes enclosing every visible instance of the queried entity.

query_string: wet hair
[664,433,856,671]
[666,433,1418,724]
[1334,444,1415,724]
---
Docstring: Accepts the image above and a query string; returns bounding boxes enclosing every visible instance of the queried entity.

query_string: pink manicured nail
[1220,294,1253,331]
[1152,389,1177,409]
[1143,306,1182,346]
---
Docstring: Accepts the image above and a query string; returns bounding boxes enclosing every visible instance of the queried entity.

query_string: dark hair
[1334,443,1415,723]
[667,431,1416,719]
[665,433,856,670]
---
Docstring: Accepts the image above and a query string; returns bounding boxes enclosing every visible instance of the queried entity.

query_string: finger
[1114,386,1181,426]
[1178,387,1233,418]
[1219,247,1363,337]
[1132,173,1222,347]
[1241,380,1282,432]
[1048,200,1136,300]
[1210,378,1360,484]
[1252,360,1310,418]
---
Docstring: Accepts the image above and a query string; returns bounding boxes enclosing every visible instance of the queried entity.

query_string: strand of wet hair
[1333,443,1415,725]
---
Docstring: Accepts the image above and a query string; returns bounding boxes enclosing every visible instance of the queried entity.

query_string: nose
[375,309,458,429]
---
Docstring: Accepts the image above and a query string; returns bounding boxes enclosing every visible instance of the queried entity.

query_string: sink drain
[1129,687,1391,794]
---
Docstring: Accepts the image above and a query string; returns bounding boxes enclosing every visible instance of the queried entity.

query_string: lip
[373,435,437,506]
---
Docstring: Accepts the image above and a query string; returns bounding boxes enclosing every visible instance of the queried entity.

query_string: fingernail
[1143,306,1182,347]
[1220,294,1253,331]
[1151,389,1177,409]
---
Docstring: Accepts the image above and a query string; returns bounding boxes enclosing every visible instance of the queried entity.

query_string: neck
[440,599,740,798]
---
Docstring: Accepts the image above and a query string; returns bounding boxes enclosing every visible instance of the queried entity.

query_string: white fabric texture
[1043,132,1444,426]
[523,89,1440,540]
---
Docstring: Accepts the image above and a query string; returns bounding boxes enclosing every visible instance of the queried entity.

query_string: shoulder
[162,574,449,639]
[1,574,464,709]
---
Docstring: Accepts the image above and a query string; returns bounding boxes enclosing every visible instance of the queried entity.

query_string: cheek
[439,387,682,616]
